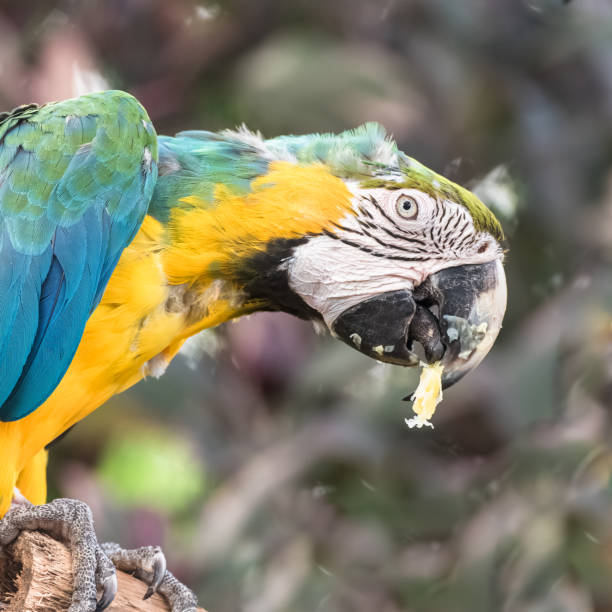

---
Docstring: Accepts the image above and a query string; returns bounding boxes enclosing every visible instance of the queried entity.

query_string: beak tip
[436,259,507,387]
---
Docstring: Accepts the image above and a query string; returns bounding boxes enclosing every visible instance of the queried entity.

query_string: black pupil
[402,200,412,210]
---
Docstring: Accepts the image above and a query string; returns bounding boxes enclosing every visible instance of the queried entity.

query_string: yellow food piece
[405,362,444,429]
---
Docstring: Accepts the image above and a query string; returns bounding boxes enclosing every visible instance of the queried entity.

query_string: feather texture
[0,90,158,421]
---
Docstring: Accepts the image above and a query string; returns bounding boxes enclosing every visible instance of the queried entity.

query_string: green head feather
[266,122,399,177]
[361,155,504,242]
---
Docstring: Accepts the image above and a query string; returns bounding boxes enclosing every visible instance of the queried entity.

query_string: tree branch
[0,530,207,611]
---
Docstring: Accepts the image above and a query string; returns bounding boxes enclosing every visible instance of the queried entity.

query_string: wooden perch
[0,531,207,611]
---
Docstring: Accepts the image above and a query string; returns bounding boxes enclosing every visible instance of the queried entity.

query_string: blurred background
[2,0,612,610]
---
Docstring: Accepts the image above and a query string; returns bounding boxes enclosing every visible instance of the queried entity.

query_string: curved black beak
[331,259,507,389]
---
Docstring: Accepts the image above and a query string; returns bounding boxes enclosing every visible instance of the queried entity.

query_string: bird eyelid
[395,193,419,220]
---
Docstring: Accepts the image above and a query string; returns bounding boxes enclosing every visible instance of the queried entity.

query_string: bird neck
[159,161,353,318]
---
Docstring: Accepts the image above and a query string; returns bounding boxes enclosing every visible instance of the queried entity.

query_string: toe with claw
[102,542,198,611]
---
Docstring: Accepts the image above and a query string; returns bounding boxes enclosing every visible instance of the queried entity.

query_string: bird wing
[0,90,158,421]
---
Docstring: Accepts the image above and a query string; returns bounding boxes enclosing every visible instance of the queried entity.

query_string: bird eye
[396,195,418,219]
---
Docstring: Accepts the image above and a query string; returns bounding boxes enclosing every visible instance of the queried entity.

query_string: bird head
[162,123,506,390]
[290,181,505,388]
[280,160,506,389]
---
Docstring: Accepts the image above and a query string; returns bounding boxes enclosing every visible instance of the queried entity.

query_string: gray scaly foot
[0,497,116,611]
[101,542,198,611]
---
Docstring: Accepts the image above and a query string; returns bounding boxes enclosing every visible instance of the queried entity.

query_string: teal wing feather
[148,132,269,222]
[0,90,158,422]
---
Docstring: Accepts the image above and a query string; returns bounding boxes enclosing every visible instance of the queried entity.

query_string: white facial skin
[287,186,503,329]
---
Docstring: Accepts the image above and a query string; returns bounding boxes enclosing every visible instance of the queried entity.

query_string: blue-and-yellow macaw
[0,90,506,611]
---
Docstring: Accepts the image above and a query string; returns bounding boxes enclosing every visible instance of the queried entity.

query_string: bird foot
[101,542,198,611]
[0,495,197,611]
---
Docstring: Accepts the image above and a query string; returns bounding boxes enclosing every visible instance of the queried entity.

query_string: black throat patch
[234,237,322,321]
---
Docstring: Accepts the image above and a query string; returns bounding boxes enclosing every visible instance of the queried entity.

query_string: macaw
[0,90,506,611]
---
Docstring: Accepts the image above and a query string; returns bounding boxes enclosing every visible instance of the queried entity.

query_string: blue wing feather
[0,91,158,421]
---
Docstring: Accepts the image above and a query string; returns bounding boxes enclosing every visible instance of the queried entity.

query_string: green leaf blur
[98,429,207,514]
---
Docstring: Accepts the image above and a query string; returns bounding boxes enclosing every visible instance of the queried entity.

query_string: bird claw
[146,549,167,598]
[95,572,117,611]
[144,552,166,599]
[94,545,118,611]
